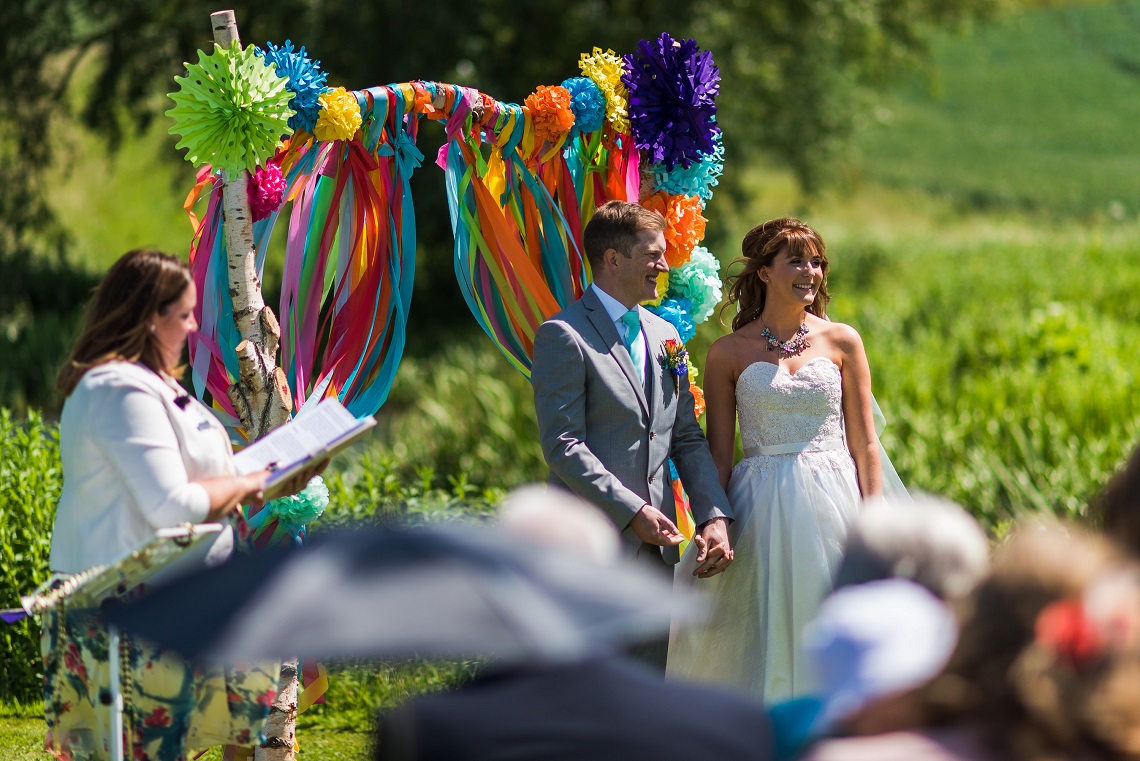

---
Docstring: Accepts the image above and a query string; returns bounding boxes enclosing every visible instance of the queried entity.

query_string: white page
[233,398,365,477]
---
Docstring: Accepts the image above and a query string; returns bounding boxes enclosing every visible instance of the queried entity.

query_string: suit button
[648,475,655,484]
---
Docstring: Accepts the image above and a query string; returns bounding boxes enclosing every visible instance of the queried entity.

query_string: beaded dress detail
[668,356,862,704]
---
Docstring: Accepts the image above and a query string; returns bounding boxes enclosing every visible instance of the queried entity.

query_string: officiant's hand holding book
[232,397,376,501]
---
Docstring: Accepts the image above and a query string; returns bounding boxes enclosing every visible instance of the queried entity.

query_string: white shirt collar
[590,283,636,324]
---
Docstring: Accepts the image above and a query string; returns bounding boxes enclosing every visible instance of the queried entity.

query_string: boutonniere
[658,339,689,391]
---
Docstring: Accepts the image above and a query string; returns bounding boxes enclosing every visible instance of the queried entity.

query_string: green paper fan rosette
[166,40,295,175]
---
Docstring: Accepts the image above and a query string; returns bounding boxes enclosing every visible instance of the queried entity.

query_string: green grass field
[849,2,1140,219]
[5,1,1140,757]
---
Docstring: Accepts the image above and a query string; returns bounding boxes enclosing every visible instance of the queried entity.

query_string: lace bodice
[736,356,844,452]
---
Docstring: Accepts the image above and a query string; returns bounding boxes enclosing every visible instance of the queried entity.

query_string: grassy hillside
[850,1,1140,218]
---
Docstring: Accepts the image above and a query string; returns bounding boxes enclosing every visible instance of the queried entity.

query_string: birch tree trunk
[209,10,298,761]
[210,9,293,443]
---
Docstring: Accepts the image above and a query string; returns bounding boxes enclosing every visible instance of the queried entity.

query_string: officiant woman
[44,249,319,761]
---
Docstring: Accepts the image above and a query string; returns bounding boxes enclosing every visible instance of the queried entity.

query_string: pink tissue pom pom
[249,163,287,222]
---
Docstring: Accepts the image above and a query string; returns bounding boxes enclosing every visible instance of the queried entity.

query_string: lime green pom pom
[166,40,295,174]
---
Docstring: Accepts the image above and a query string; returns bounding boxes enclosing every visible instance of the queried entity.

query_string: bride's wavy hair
[721,217,830,331]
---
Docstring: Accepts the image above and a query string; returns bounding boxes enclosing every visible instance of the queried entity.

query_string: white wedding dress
[667,356,864,704]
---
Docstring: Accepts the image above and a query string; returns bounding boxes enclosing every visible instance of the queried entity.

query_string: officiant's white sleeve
[533,320,647,527]
[93,382,211,526]
[49,365,212,573]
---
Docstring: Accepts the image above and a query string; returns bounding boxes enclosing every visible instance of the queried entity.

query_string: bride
[668,217,892,703]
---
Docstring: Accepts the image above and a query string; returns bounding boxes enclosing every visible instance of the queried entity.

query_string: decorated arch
[172,13,726,544]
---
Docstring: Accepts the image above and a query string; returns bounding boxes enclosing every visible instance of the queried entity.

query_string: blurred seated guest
[496,484,621,564]
[835,494,990,601]
[376,654,777,761]
[375,485,776,761]
[800,579,958,738]
[1092,443,1140,555]
[800,522,1140,761]
[44,249,320,761]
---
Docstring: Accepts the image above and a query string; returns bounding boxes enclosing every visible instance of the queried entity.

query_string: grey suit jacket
[532,288,733,564]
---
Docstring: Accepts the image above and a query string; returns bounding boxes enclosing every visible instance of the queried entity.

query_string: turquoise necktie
[620,308,645,384]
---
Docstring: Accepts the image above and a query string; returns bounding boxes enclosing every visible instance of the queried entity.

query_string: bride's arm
[836,325,883,499]
[703,339,738,491]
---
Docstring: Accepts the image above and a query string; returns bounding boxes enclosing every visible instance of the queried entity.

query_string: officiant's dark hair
[724,217,830,331]
[583,201,666,268]
[57,249,193,396]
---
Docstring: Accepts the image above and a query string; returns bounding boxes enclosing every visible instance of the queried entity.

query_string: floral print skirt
[42,607,279,761]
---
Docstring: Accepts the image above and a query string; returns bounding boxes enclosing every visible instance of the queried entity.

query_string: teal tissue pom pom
[267,475,329,527]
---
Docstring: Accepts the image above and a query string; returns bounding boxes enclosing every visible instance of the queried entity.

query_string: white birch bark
[211,9,293,443]
[209,10,298,761]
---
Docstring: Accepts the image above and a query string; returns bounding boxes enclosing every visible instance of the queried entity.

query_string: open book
[233,397,375,497]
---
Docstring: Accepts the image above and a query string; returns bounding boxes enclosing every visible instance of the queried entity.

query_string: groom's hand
[693,517,733,578]
[629,505,684,547]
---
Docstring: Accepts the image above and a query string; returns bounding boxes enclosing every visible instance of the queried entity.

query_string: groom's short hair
[583,201,666,268]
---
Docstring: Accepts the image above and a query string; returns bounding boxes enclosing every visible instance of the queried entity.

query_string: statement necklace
[760,318,811,357]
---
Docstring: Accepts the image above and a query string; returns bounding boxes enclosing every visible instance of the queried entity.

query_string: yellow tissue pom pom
[313,87,362,142]
[578,47,629,135]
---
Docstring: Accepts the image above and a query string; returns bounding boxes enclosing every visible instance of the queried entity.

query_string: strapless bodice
[736,357,844,454]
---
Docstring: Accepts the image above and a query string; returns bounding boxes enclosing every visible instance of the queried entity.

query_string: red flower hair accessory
[1035,598,1104,669]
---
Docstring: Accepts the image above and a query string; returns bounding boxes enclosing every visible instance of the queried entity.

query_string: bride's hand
[693,517,733,578]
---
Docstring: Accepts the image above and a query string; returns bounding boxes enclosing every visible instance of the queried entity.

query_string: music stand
[19,523,225,761]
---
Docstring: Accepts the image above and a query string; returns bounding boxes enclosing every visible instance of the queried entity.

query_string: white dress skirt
[667,357,865,704]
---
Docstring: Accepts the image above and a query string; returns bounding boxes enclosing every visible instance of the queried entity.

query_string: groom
[532,201,734,662]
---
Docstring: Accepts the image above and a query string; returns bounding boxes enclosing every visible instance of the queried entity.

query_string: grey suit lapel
[583,289,649,417]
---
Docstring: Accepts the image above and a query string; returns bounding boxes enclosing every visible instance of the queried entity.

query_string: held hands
[692,517,733,578]
[629,505,684,547]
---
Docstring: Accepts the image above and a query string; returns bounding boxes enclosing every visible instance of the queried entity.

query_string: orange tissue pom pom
[525,85,576,146]
[641,191,707,268]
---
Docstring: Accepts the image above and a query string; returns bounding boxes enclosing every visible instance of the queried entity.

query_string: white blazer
[49,361,235,574]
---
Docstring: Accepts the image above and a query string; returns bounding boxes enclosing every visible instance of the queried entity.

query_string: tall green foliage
[0,411,60,704]
[827,231,1140,523]
[374,344,546,491]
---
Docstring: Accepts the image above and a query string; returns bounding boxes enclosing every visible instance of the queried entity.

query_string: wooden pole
[208,11,298,761]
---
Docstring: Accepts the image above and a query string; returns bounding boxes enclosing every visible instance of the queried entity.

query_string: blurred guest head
[497,485,621,564]
[804,579,958,737]
[836,494,989,602]
[911,521,1140,760]
[1092,445,1140,557]
[57,249,195,395]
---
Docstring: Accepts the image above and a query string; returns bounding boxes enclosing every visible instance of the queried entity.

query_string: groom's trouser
[624,546,672,673]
